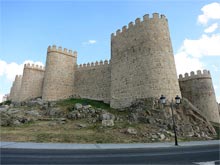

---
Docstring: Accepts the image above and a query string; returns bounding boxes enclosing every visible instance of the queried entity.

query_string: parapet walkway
[1,140,219,150]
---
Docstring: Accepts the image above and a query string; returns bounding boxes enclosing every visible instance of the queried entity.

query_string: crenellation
[135,18,141,24]
[111,33,115,38]
[143,14,149,21]
[179,70,211,81]
[190,71,195,76]
[73,51,77,58]
[24,63,45,71]
[197,70,202,75]
[203,69,210,75]
[128,22,134,28]
[160,14,166,19]
[112,13,168,39]
[77,60,110,70]
[152,13,159,19]
[9,12,219,123]
[179,74,183,79]
[104,60,108,65]
[47,45,75,57]
[116,29,121,35]
[122,26,127,32]
[58,46,62,51]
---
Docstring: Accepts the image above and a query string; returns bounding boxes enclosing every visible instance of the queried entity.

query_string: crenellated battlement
[111,13,167,38]
[77,60,110,70]
[47,45,77,58]
[24,63,45,71]
[15,75,22,79]
[179,70,211,81]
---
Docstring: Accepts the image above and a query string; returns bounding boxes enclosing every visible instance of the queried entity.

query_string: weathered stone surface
[76,123,87,128]
[102,120,114,127]
[48,107,64,116]
[25,110,40,117]
[74,103,83,110]
[100,112,115,121]
[126,128,137,135]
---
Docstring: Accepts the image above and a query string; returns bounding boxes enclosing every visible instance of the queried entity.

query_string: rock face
[1,97,217,142]
[126,98,216,139]
[102,120,114,127]
[126,128,137,135]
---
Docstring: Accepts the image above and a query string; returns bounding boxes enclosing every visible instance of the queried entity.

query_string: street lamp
[160,95,181,146]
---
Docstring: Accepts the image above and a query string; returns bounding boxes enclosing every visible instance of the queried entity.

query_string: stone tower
[179,70,220,123]
[19,63,45,101]
[42,45,77,101]
[9,75,22,102]
[110,13,181,108]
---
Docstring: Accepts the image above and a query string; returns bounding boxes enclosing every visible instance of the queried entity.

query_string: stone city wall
[19,63,45,101]
[179,70,220,123]
[110,13,181,108]
[75,60,111,103]
[9,75,22,102]
[42,45,77,101]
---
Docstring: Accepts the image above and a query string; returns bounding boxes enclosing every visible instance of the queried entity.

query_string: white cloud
[0,93,4,103]
[0,59,44,81]
[88,40,96,44]
[180,34,220,58]
[216,95,220,103]
[82,40,97,45]
[204,23,218,33]
[212,64,220,72]
[198,2,220,25]
[174,52,204,75]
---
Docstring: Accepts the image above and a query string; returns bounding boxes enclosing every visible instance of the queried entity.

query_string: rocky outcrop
[0,97,217,142]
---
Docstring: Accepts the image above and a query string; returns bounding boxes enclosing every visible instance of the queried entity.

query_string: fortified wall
[110,13,181,108]
[19,64,45,102]
[179,70,220,123]
[75,60,111,103]
[8,13,219,123]
[42,45,77,101]
[9,75,22,102]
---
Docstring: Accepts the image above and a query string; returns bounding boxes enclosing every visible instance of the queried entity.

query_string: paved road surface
[1,144,219,164]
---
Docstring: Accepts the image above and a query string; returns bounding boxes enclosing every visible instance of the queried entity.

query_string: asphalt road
[1,144,219,164]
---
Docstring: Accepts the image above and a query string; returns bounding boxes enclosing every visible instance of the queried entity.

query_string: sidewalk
[1,140,219,150]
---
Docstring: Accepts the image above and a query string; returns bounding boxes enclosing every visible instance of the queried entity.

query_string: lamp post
[160,95,181,146]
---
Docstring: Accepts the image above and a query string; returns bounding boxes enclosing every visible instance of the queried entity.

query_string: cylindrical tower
[179,70,220,123]
[42,45,77,101]
[19,63,45,101]
[9,75,22,102]
[110,13,181,108]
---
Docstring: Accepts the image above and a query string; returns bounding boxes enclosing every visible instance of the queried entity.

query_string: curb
[1,140,219,150]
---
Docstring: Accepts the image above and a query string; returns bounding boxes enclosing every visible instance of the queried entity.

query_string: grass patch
[57,98,111,110]
[210,121,220,139]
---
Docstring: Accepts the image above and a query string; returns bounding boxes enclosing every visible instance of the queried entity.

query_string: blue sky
[0,0,220,102]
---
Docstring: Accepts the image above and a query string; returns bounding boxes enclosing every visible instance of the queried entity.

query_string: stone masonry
[9,75,22,102]
[42,45,77,101]
[110,13,181,108]
[179,70,220,123]
[19,64,45,102]
[9,13,219,123]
